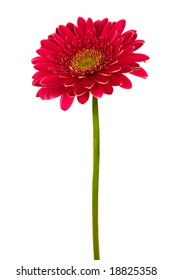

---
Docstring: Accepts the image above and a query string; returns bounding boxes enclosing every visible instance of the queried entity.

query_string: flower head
[32,17,149,110]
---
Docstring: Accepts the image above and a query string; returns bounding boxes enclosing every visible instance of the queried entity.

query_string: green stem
[92,96,100,260]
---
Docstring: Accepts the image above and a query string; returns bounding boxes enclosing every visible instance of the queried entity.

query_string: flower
[32,17,149,110]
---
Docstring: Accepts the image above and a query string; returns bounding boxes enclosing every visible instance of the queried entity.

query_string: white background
[0,0,173,279]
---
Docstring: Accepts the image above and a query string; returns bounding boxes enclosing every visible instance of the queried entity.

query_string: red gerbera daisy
[32,17,149,110]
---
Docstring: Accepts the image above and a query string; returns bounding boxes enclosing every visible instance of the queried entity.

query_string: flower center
[70,48,104,72]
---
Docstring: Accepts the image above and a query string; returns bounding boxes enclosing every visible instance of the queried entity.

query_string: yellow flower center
[70,48,104,72]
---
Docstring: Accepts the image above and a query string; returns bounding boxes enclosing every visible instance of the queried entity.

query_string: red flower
[32,17,149,110]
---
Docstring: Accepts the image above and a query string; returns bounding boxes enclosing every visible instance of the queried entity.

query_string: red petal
[118,64,133,73]
[63,77,78,87]
[77,92,90,104]
[121,46,135,55]
[121,30,137,44]
[95,18,108,36]
[41,39,61,53]
[110,74,132,89]
[108,19,126,43]
[120,74,132,89]
[68,87,75,96]
[109,74,123,86]
[124,33,138,46]
[36,85,69,100]
[83,76,95,89]
[97,71,111,77]
[94,20,99,28]
[31,57,51,64]
[32,78,42,86]
[53,33,65,48]
[90,83,104,98]
[112,37,123,50]
[32,71,42,79]
[36,87,52,100]
[36,47,59,60]
[101,22,112,37]
[130,67,148,78]
[77,17,86,36]
[34,62,58,71]
[133,40,145,51]
[94,73,109,84]
[128,62,140,68]
[117,53,150,63]
[122,40,144,54]
[66,22,75,34]
[32,71,50,86]
[40,74,62,86]
[60,92,74,110]
[103,84,114,95]
[50,88,62,99]
[103,65,121,74]
[58,25,74,40]
[58,73,72,78]
[86,18,95,34]
[74,81,88,96]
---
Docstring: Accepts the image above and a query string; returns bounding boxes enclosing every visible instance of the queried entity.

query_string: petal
[117,53,150,63]
[54,73,70,79]
[58,25,74,40]
[95,18,108,36]
[60,92,75,110]
[67,87,75,96]
[120,74,132,89]
[36,47,59,60]
[130,67,148,78]
[103,65,121,74]
[83,76,95,89]
[121,30,137,44]
[118,64,133,73]
[109,75,122,86]
[128,40,145,51]
[53,33,65,48]
[32,71,50,86]
[63,77,78,87]
[77,92,90,104]
[128,62,140,68]
[40,74,62,86]
[32,78,42,87]
[124,32,138,46]
[108,19,126,43]
[34,62,58,71]
[86,18,95,34]
[112,37,124,50]
[109,74,132,89]
[97,71,111,77]
[66,22,75,34]
[121,40,145,54]
[101,21,112,37]
[90,83,104,98]
[77,17,86,36]
[32,71,49,80]
[103,83,114,95]
[56,85,73,96]
[41,39,61,53]
[94,20,100,28]
[74,81,88,96]
[37,85,70,100]
[50,88,62,99]
[121,46,135,55]
[94,73,109,84]
[31,57,51,64]
[36,87,52,100]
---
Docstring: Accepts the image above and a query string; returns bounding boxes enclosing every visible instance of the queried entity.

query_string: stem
[92,96,100,260]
